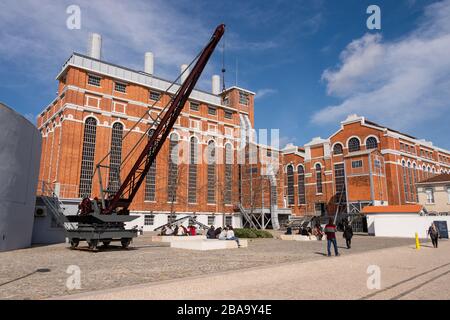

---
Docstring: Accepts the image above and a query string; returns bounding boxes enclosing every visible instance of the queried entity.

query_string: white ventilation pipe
[88,33,102,59]
[180,64,189,83]
[212,75,221,95]
[144,52,154,75]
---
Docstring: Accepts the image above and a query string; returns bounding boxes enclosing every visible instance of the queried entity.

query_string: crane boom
[105,24,225,214]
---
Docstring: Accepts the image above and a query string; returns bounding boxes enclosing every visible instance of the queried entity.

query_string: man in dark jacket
[325,218,339,257]
[343,222,353,249]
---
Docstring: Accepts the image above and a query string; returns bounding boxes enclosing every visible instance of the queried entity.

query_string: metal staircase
[38,181,73,230]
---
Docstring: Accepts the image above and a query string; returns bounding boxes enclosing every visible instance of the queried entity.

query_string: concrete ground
[63,239,450,300]
[0,232,437,300]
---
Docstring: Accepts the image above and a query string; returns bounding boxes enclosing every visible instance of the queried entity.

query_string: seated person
[188,225,197,236]
[178,225,187,236]
[285,226,292,235]
[214,227,222,239]
[206,226,215,239]
[226,226,241,247]
[218,228,227,240]
[300,227,309,236]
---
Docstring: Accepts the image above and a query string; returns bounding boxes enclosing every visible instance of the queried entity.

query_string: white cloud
[0,0,213,83]
[255,88,277,100]
[312,0,450,131]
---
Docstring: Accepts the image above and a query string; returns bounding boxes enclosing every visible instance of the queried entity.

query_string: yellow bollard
[415,232,421,250]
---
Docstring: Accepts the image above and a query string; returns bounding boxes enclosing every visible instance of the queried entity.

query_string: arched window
[207,140,216,204]
[316,164,323,194]
[167,133,179,202]
[402,161,409,202]
[333,143,343,155]
[298,165,306,204]
[286,165,294,205]
[79,117,97,197]
[348,137,361,152]
[224,144,233,205]
[408,162,414,202]
[366,137,378,149]
[108,122,123,193]
[145,129,157,201]
[413,163,418,202]
[188,137,198,204]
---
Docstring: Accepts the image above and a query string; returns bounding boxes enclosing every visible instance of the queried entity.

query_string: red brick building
[37,40,450,230]
[281,114,450,218]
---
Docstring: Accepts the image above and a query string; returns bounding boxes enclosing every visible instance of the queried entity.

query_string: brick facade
[37,54,450,227]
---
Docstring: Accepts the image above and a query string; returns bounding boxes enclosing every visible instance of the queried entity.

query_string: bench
[170,239,248,250]
[151,235,206,242]
[279,234,315,241]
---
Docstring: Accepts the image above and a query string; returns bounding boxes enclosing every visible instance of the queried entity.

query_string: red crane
[104,24,225,214]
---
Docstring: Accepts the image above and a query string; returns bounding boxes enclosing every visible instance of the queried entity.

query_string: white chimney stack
[145,52,154,75]
[180,64,189,83]
[212,75,221,95]
[88,33,102,59]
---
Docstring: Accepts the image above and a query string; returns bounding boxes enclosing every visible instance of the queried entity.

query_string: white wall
[0,103,42,252]
[367,213,450,238]
[127,212,242,232]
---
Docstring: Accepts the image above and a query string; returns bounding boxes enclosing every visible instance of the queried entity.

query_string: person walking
[325,218,339,257]
[428,223,440,248]
[343,221,353,249]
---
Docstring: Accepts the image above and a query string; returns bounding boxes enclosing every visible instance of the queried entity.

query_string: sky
[0,0,449,149]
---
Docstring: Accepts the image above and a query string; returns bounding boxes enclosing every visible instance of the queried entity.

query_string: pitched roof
[417,173,450,184]
[362,205,423,214]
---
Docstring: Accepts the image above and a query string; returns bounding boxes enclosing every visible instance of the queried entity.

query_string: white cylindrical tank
[180,64,189,83]
[212,75,221,95]
[144,52,154,75]
[88,33,102,59]
[0,103,42,252]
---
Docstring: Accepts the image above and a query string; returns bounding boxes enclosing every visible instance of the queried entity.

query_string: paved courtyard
[0,232,420,299]
[65,238,450,300]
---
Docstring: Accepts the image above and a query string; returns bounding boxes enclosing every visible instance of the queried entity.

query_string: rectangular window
[425,188,434,204]
[149,91,161,101]
[207,216,215,226]
[190,119,200,130]
[114,82,127,93]
[190,101,199,111]
[224,110,233,119]
[85,95,101,108]
[144,215,154,226]
[225,215,232,227]
[267,149,272,157]
[225,127,233,137]
[223,95,229,106]
[208,106,217,116]
[87,74,101,87]
[113,101,126,114]
[208,124,217,133]
[352,160,363,168]
[239,91,249,105]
